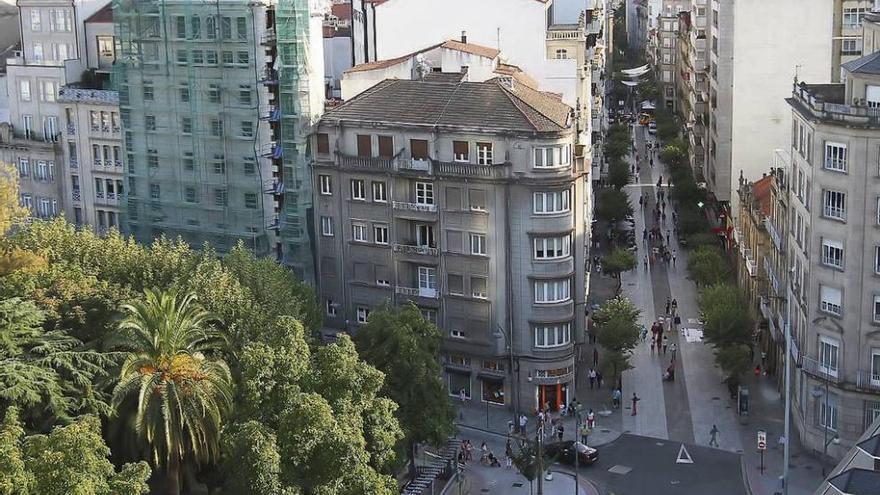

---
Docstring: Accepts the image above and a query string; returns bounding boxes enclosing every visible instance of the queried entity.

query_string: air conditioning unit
[13,50,22,58]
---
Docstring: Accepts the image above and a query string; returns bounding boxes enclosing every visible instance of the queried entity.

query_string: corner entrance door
[537,383,569,412]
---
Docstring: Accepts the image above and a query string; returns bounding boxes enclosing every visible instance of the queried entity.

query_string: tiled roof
[422,72,466,83]
[828,468,880,495]
[494,62,539,89]
[751,175,773,217]
[841,51,880,76]
[322,78,571,133]
[856,435,880,458]
[85,2,113,23]
[440,39,500,59]
[345,39,499,73]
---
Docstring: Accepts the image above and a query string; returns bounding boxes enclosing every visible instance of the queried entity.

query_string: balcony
[764,257,781,296]
[392,201,437,213]
[326,152,512,179]
[66,124,76,135]
[393,243,439,257]
[337,154,395,171]
[395,286,439,299]
[856,370,880,392]
[69,158,78,169]
[800,355,840,383]
[791,83,880,126]
[764,217,783,251]
[72,189,81,202]
[547,27,585,41]
[260,28,276,45]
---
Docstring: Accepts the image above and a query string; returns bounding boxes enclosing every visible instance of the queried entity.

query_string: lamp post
[495,325,519,428]
[811,383,840,476]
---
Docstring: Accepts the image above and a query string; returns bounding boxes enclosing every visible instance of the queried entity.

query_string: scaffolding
[112,0,318,283]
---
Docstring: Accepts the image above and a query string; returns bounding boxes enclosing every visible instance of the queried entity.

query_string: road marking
[676,444,694,464]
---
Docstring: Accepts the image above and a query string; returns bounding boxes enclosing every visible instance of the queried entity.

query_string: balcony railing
[72,189,81,202]
[393,243,439,256]
[392,201,438,213]
[395,286,439,299]
[66,124,76,135]
[764,257,781,296]
[800,355,840,383]
[856,370,880,392]
[328,153,512,179]
[763,217,783,251]
[69,158,78,169]
[547,29,585,40]
[337,154,395,170]
[793,85,880,125]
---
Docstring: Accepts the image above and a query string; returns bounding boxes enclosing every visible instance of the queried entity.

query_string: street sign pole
[757,430,767,474]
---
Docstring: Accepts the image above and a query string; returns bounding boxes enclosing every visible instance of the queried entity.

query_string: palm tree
[111,288,232,495]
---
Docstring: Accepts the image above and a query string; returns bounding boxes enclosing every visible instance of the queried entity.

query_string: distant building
[312,76,591,413]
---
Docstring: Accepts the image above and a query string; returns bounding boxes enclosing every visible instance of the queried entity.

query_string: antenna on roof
[461,30,467,44]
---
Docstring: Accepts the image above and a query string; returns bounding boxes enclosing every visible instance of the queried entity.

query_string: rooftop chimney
[461,30,467,43]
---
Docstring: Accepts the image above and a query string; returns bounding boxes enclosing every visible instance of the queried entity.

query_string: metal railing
[393,243,439,256]
[392,201,438,213]
[856,370,880,392]
[395,286,439,299]
[800,355,841,383]
[329,153,512,179]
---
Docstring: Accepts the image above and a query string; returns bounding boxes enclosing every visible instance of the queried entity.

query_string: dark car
[543,441,599,466]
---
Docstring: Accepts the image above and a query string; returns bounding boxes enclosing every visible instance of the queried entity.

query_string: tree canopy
[593,297,641,384]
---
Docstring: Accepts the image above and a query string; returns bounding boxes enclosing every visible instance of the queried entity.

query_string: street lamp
[811,385,840,476]
[494,325,519,427]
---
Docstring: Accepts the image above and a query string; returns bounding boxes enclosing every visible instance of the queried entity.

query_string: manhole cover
[608,465,633,475]
[671,480,680,485]
[513,483,524,488]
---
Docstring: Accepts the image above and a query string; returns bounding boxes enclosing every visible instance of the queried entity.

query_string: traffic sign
[757,430,767,451]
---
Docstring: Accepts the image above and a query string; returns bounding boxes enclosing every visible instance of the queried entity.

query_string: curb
[550,467,603,495]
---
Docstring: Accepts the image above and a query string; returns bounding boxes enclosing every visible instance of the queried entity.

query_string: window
[819,336,840,378]
[356,134,372,156]
[208,84,221,103]
[843,7,866,28]
[33,43,43,63]
[351,179,366,200]
[210,119,223,137]
[214,188,227,207]
[184,187,197,203]
[476,142,493,165]
[471,277,487,299]
[326,299,337,317]
[421,309,438,325]
[145,115,156,131]
[191,16,201,38]
[374,225,388,245]
[212,155,226,174]
[16,159,29,177]
[175,16,186,38]
[319,175,332,195]
[470,233,486,255]
[221,17,232,39]
[818,392,839,431]
[533,190,570,214]
[30,10,41,31]
[842,38,863,56]
[377,135,393,158]
[183,152,194,171]
[534,323,571,348]
[236,17,247,40]
[179,84,190,102]
[206,15,216,39]
[874,297,880,323]
[418,267,438,295]
[19,80,31,101]
[877,197,880,225]
[149,184,160,200]
[453,141,469,162]
[451,329,466,339]
[555,48,568,59]
[351,222,368,242]
[824,142,847,171]
[372,181,387,202]
[820,285,842,316]
[448,274,464,295]
[356,307,370,324]
[416,182,434,205]
[236,51,249,65]
[823,190,846,220]
[534,279,570,303]
[534,235,571,259]
[237,85,252,106]
[821,239,844,269]
[411,139,428,159]
[317,133,330,154]
[875,246,880,274]
[244,192,257,209]
[243,157,255,175]
[240,121,254,138]
[321,216,334,236]
[39,81,56,102]
[535,146,570,168]
[222,51,234,65]
[469,189,486,211]
[181,117,192,134]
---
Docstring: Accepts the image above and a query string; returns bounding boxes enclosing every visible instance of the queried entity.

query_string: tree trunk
[615,274,622,294]
[165,455,181,495]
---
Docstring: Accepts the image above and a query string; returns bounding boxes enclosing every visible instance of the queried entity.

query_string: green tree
[594,188,633,224]
[0,408,150,495]
[221,422,286,495]
[0,297,114,428]
[660,144,687,169]
[607,158,631,190]
[593,298,641,385]
[111,288,233,495]
[687,246,731,286]
[715,344,752,387]
[698,285,754,387]
[601,248,637,294]
[354,303,455,478]
[511,438,554,494]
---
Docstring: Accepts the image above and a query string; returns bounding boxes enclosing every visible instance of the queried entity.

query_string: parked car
[648,121,657,134]
[543,441,599,466]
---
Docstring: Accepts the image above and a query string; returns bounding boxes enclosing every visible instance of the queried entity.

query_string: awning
[622,81,639,87]
[622,64,650,76]
[477,373,505,381]
[640,101,656,110]
[444,365,471,374]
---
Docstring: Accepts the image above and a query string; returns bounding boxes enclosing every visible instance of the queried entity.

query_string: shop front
[529,365,575,413]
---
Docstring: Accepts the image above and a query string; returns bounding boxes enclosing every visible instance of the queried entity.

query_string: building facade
[651,0,687,110]
[113,0,326,280]
[674,1,708,178]
[785,62,880,457]
[312,77,590,413]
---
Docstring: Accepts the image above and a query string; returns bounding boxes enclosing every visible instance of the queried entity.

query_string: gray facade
[313,78,590,414]
[786,65,880,457]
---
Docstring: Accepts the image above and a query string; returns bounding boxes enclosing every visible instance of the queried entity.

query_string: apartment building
[784,60,880,456]
[313,77,590,413]
[113,0,326,281]
[674,2,708,178]
[651,0,687,110]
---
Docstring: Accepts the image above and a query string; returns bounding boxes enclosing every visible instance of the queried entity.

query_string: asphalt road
[577,434,748,495]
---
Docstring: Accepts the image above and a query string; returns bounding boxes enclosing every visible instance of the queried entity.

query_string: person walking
[589,368,597,389]
[631,393,640,416]
[650,335,656,355]
[596,370,604,389]
[587,409,596,429]
[665,297,671,315]
[519,414,528,436]
[670,342,677,361]
[709,425,720,447]
[580,422,590,444]
[672,250,677,266]
[612,387,622,408]
[644,255,649,269]
[662,335,669,355]
[671,298,678,315]
[556,424,565,442]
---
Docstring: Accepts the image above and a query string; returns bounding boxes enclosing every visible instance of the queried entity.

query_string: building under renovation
[112,0,326,281]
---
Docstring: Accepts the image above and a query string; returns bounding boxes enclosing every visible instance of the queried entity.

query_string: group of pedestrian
[588,367,604,389]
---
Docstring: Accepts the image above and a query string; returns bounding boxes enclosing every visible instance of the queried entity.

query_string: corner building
[313,77,590,414]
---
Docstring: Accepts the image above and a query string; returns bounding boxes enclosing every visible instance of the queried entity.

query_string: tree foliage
[0,408,150,495]
[687,246,731,286]
[601,248,637,293]
[594,298,641,384]
[595,188,633,224]
[697,285,755,385]
[607,158,631,190]
[354,303,455,472]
